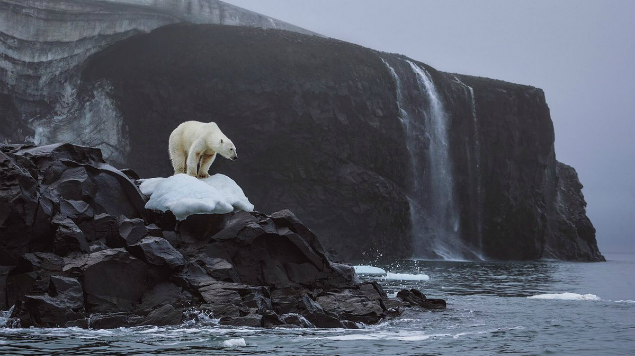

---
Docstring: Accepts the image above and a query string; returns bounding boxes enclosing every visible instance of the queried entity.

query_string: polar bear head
[217,137,238,160]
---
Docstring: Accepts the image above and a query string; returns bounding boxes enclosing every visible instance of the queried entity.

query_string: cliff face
[0,0,315,163]
[544,163,604,261]
[0,6,603,262]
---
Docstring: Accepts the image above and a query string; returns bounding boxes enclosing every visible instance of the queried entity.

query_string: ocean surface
[1,253,633,356]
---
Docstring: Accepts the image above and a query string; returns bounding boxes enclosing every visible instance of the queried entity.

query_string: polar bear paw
[197,173,210,179]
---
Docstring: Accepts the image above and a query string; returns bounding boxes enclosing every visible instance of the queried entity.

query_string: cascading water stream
[380,58,428,257]
[382,57,471,260]
[454,76,484,253]
[406,60,464,259]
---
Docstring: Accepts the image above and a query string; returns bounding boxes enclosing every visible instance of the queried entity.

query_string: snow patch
[527,293,600,301]
[222,338,246,347]
[139,174,254,220]
[353,265,387,275]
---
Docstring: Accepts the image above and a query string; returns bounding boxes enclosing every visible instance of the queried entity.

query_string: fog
[225,0,635,253]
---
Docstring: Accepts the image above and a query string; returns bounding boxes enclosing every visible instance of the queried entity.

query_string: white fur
[168,121,237,178]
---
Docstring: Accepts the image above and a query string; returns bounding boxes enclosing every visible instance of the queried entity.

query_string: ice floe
[353,265,430,281]
[353,265,387,275]
[527,293,600,301]
[383,272,430,281]
[222,338,246,347]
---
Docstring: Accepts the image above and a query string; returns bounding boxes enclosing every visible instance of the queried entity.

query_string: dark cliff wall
[2,22,603,261]
[448,74,556,260]
[81,24,412,260]
[544,162,604,261]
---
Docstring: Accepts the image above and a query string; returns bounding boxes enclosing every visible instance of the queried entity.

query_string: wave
[323,326,524,341]
[614,300,635,303]
[527,292,600,301]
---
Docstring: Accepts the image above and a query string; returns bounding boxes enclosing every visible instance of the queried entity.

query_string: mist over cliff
[0,0,603,261]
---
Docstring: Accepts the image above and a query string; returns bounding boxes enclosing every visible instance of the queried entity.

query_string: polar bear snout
[228,146,238,160]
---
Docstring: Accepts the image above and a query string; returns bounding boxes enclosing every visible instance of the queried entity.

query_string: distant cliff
[0,2,603,261]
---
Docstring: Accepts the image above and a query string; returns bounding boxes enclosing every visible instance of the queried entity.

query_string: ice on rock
[139,174,254,220]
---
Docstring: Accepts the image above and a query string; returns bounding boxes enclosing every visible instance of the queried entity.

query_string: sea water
[1,253,633,355]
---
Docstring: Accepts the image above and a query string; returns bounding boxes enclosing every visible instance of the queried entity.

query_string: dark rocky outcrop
[0,143,443,328]
[543,162,604,261]
[0,3,603,262]
[397,289,446,310]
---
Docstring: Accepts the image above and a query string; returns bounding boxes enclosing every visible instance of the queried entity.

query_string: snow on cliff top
[139,174,254,220]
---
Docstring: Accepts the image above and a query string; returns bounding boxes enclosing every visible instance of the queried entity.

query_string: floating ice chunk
[615,300,635,303]
[382,272,430,281]
[139,174,254,220]
[222,338,246,347]
[353,265,387,275]
[527,293,600,301]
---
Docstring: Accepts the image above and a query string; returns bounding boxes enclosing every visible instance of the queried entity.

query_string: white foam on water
[353,265,387,275]
[326,334,377,341]
[322,326,524,342]
[382,272,430,281]
[0,306,14,327]
[139,174,254,220]
[614,300,635,303]
[222,338,246,347]
[527,293,601,301]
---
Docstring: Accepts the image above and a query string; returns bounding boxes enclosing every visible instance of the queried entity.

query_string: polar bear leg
[186,139,206,177]
[170,149,187,175]
[197,153,216,179]
[168,130,187,175]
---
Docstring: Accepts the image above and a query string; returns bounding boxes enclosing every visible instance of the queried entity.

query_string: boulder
[128,236,185,270]
[81,249,149,312]
[52,217,90,256]
[397,289,446,310]
[23,276,85,327]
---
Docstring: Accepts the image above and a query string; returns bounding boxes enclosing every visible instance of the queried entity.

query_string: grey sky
[225,0,635,254]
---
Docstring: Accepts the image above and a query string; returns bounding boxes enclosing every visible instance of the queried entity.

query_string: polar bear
[168,121,238,178]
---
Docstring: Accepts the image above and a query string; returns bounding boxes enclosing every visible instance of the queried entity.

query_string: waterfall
[380,58,424,257]
[406,60,465,259]
[454,76,484,253]
[382,57,471,260]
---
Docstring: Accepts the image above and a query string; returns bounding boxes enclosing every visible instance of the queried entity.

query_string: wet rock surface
[0,143,443,328]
